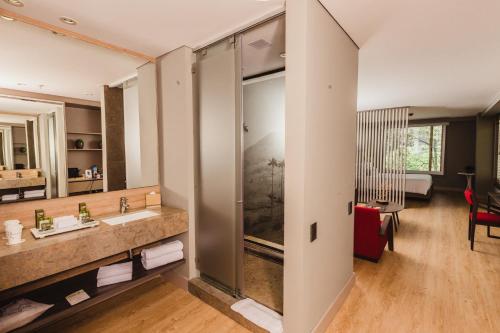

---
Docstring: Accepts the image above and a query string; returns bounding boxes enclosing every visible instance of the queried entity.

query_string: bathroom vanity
[0,186,188,332]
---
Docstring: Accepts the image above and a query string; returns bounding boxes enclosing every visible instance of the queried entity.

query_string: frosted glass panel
[197,40,239,291]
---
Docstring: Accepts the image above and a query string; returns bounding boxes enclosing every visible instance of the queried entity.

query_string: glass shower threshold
[244,235,284,252]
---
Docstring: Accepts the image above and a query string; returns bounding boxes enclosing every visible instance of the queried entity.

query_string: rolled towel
[97,272,132,287]
[2,194,19,201]
[141,240,183,261]
[97,261,133,280]
[141,250,183,270]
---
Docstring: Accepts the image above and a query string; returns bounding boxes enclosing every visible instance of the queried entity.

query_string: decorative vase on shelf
[75,139,84,149]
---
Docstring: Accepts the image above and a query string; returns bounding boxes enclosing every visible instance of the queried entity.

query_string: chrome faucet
[120,197,129,214]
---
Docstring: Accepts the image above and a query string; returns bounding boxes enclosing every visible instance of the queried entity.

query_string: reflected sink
[102,210,160,226]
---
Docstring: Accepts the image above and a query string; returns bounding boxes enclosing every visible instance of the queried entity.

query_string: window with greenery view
[406,125,445,173]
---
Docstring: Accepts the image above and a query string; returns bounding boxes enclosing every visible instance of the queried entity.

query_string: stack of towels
[1,194,19,202]
[141,240,184,270]
[24,189,45,199]
[96,261,132,287]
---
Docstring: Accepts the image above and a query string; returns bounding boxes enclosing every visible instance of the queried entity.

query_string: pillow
[0,298,53,333]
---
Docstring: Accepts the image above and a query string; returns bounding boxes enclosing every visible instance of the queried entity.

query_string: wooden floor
[327,192,500,333]
[44,279,249,333]
[44,192,499,333]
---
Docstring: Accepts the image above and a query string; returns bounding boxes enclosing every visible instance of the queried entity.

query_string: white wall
[243,73,285,151]
[137,63,159,187]
[284,0,359,332]
[123,79,142,189]
[157,46,198,281]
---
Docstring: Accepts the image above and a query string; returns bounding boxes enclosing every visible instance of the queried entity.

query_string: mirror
[0,18,159,204]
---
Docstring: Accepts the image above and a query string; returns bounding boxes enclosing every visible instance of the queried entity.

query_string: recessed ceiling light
[280,52,286,58]
[0,15,15,21]
[59,16,77,25]
[3,0,24,7]
[17,83,26,86]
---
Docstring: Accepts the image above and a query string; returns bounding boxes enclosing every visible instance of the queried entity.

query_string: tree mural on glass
[268,158,278,220]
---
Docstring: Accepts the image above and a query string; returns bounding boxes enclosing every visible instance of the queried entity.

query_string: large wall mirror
[0,16,159,204]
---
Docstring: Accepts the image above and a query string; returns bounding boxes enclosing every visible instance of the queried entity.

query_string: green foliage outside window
[406,125,444,173]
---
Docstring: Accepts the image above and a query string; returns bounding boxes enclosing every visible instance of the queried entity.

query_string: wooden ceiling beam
[0,8,156,63]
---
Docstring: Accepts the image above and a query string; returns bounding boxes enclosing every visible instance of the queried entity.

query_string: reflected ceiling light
[0,15,15,21]
[3,0,23,7]
[59,16,77,25]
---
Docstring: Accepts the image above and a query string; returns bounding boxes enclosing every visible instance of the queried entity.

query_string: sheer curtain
[356,108,409,206]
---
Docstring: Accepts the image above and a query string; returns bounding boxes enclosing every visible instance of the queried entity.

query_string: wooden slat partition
[0,185,159,232]
[356,108,408,206]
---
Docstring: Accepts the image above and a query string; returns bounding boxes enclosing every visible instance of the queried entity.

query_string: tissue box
[145,192,161,208]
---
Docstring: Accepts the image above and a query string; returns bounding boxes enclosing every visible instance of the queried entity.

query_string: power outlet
[310,222,317,242]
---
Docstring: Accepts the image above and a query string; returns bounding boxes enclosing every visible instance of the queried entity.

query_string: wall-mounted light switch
[310,222,317,242]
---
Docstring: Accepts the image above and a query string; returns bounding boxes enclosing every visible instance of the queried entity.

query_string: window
[406,124,446,174]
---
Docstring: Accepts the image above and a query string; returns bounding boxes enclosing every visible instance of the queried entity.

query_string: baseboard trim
[312,273,355,333]
[434,186,463,193]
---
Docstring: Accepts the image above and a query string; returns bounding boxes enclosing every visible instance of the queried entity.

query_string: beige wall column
[157,46,198,282]
[285,0,359,332]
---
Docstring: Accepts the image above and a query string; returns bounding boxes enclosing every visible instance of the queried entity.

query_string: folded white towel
[24,193,45,199]
[141,240,184,261]
[231,298,283,333]
[96,272,132,287]
[141,250,183,270]
[53,216,78,229]
[97,261,133,280]
[2,194,19,201]
[24,190,45,196]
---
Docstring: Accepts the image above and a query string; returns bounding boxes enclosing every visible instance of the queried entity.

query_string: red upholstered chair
[354,206,394,262]
[464,189,500,250]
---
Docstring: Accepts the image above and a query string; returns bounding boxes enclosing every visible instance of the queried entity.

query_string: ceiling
[321,0,500,118]
[242,15,285,78]
[0,19,144,101]
[0,96,58,115]
[2,0,498,118]
[0,0,284,101]
[1,0,285,56]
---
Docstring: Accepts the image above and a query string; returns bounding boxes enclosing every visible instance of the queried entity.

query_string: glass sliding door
[196,37,243,293]
[243,72,285,247]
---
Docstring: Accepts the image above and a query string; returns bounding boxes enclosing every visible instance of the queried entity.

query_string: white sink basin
[102,210,160,226]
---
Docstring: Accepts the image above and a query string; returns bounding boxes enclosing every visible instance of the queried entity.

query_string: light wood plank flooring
[43,279,249,333]
[327,192,500,333]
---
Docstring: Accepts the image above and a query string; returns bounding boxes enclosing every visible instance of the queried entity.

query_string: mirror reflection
[0,17,159,204]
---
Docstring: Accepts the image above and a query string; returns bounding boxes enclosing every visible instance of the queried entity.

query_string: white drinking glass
[5,223,23,245]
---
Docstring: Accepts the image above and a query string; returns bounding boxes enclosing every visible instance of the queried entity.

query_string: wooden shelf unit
[11,256,185,333]
[65,105,103,189]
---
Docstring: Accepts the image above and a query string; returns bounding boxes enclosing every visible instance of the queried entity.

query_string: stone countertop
[0,206,188,291]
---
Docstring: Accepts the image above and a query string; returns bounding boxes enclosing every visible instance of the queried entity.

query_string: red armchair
[464,188,500,251]
[354,206,394,262]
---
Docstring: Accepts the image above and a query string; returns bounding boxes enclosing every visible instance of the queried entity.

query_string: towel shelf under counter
[10,255,185,333]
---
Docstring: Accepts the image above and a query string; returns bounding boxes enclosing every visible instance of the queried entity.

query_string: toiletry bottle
[35,209,45,230]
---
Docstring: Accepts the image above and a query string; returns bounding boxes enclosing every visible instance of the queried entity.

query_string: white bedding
[362,173,433,196]
[405,173,432,195]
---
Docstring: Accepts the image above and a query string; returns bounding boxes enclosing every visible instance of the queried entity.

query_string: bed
[405,173,433,199]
